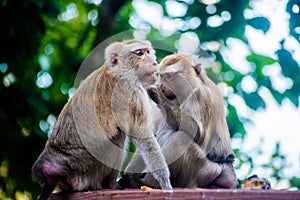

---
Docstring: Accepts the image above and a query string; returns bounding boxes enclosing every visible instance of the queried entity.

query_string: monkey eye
[131,48,151,58]
[132,49,144,57]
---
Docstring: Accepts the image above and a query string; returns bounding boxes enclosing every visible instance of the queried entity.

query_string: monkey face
[242,175,271,190]
[105,40,159,87]
[159,54,199,102]
[131,47,159,86]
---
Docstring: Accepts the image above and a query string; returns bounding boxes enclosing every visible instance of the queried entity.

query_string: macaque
[119,54,236,189]
[32,39,172,200]
[242,175,271,190]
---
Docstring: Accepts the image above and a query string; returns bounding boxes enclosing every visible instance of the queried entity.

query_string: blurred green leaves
[243,92,266,110]
[246,17,270,33]
[290,177,300,189]
[287,0,300,41]
[276,45,300,106]
[246,54,277,72]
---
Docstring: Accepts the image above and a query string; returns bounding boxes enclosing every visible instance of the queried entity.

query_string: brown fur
[32,40,172,200]
[120,54,236,189]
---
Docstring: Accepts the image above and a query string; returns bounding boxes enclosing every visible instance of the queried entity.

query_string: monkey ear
[193,63,202,75]
[110,52,118,67]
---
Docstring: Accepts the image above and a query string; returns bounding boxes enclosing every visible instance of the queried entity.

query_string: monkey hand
[152,168,173,192]
[161,179,173,193]
[147,87,161,104]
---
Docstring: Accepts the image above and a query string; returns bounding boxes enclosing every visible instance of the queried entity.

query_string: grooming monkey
[119,54,236,189]
[32,39,172,200]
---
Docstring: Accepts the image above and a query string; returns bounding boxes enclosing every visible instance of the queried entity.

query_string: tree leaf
[290,176,300,189]
[243,92,266,110]
[246,53,277,74]
[246,17,270,33]
[226,104,246,138]
[276,47,300,78]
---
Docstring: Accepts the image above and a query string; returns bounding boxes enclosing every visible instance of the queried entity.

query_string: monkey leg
[32,152,69,200]
[121,130,233,189]
[37,184,56,200]
[165,142,223,188]
[124,151,147,174]
[102,168,120,189]
[118,151,162,189]
[160,130,227,188]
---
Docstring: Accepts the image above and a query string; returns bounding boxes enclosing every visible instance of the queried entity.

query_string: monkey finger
[163,188,173,193]
[147,87,161,104]
[158,179,173,192]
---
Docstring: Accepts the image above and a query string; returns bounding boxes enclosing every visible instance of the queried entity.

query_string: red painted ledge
[49,188,300,200]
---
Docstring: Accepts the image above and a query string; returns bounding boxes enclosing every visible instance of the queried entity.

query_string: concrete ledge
[49,188,300,200]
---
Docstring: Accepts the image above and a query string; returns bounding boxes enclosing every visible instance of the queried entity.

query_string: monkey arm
[129,136,172,191]
[126,92,172,191]
[158,90,201,143]
[124,150,147,173]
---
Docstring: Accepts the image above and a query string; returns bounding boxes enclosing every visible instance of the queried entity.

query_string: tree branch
[93,0,129,47]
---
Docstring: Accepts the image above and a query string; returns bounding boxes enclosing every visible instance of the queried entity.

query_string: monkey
[32,39,172,200]
[241,175,271,190]
[119,54,236,189]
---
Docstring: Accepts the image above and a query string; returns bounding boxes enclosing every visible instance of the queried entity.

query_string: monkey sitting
[119,54,236,189]
[32,39,172,200]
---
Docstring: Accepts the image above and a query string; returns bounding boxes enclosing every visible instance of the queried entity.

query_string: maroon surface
[49,188,300,200]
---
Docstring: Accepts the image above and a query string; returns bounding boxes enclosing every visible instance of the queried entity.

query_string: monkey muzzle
[146,72,158,84]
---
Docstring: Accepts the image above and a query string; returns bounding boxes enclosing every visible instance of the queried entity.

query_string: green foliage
[246,17,270,33]
[262,143,287,182]
[276,45,300,106]
[1,0,299,198]
[246,54,277,72]
[289,177,300,189]
[243,92,266,110]
[287,0,300,41]
[226,104,246,138]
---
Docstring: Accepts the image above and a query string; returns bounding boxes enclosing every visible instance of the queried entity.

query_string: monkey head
[242,175,271,190]
[159,54,202,103]
[105,39,158,87]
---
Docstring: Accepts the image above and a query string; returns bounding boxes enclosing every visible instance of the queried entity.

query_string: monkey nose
[149,57,158,66]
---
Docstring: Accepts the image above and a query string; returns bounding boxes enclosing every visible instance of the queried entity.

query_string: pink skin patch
[43,160,63,176]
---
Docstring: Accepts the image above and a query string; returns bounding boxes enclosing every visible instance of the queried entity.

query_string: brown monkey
[119,54,236,189]
[32,39,172,200]
[242,175,271,190]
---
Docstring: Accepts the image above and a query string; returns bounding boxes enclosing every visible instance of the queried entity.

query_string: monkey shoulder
[129,88,152,120]
[181,88,210,124]
[47,102,85,151]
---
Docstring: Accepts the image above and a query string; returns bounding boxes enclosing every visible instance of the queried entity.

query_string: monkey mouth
[145,73,157,85]
[147,73,156,79]
[144,72,157,80]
